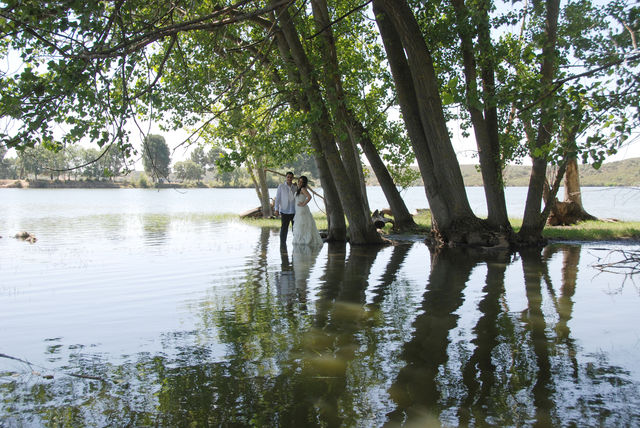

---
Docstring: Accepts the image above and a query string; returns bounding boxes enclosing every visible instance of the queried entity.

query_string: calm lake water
[1,188,640,427]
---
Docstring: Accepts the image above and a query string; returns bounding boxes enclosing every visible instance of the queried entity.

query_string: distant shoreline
[0,179,240,189]
[1,178,638,190]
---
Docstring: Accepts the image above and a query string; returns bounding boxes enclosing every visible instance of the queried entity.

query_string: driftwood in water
[240,199,275,219]
[240,207,264,219]
[14,231,37,243]
[372,209,394,229]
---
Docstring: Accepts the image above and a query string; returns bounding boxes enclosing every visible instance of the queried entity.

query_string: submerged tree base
[427,217,515,251]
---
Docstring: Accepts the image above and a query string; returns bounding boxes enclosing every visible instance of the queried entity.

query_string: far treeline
[3,135,638,188]
[1,0,638,247]
[0,135,320,188]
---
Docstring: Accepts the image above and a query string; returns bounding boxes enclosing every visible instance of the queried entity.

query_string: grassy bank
[241,212,640,243]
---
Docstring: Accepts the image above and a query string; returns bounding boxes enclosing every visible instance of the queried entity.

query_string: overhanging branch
[521,52,640,113]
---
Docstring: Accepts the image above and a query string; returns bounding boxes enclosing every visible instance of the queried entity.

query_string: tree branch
[306,0,372,40]
[521,52,640,113]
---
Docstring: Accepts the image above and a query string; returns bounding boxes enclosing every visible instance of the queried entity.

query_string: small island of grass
[242,211,640,244]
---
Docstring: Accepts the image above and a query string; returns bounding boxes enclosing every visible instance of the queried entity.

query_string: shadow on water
[1,228,639,427]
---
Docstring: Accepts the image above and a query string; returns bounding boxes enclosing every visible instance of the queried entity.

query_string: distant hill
[497,158,640,187]
[367,157,640,187]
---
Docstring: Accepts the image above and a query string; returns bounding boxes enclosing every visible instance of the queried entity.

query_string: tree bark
[310,0,370,214]
[451,0,510,232]
[374,0,499,247]
[373,1,449,223]
[518,0,561,244]
[256,13,348,240]
[311,141,348,242]
[271,0,382,244]
[380,0,472,218]
[354,120,417,231]
[564,157,583,206]
[311,0,416,232]
[256,164,272,217]
[561,120,596,223]
[547,156,597,225]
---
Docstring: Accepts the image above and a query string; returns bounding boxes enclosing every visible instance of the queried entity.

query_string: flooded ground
[1,189,639,426]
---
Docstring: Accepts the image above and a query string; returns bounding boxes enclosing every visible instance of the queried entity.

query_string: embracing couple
[274,172,323,247]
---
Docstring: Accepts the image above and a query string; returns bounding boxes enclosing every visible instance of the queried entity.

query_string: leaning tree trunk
[353,120,417,231]
[272,0,383,244]
[312,142,348,242]
[451,0,511,233]
[518,0,561,245]
[373,1,449,224]
[256,164,272,218]
[311,0,416,232]
[311,0,371,218]
[251,13,348,241]
[375,0,500,248]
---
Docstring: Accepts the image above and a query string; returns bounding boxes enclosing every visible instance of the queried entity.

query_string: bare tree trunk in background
[257,165,272,218]
[248,160,273,218]
[546,156,597,225]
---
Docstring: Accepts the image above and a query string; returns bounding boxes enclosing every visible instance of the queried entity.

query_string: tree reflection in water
[1,231,639,427]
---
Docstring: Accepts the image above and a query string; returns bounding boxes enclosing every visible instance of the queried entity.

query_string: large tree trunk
[311,0,416,232]
[373,1,449,224]
[354,121,417,231]
[254,13,348,241]
[374,0,504,248]
[451,0,511,233]
[310,0,370,216]
[518,0,561,245]
[312,144,348,242]
[272,0,382,244]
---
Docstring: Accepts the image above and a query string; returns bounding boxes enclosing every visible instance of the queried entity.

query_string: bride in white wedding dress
[292,176,323,247]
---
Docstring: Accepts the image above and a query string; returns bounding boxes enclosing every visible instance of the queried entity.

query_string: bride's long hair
[296,175,308,196]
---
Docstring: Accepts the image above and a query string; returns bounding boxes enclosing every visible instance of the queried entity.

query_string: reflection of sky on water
[1,191,640,426]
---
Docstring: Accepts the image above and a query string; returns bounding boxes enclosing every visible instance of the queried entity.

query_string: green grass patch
[241,213,640,243]
[539,220,640,242]
[240,213,328,231]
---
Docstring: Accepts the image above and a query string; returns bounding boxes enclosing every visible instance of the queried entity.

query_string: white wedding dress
[292,193,323,247]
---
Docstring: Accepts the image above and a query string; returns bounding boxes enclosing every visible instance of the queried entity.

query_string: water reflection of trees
[2,237,640,427]
[388,245,639,427]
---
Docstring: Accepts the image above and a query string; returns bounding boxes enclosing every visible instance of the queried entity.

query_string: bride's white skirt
[292,204,323,247]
